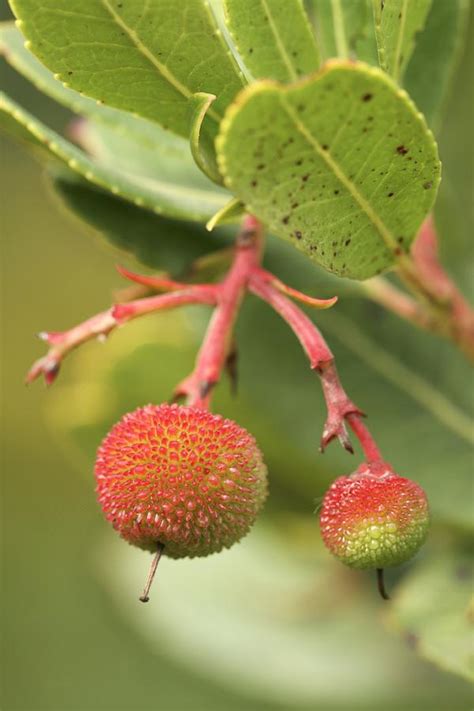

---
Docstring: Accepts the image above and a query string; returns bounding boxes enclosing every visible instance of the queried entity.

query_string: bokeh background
[1,2,473,710]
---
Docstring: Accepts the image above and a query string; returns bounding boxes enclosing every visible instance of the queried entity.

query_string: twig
[175,215,264,408]
[27,287,218,385]
[393,217,474,360]
[26,214,382,464]
[249,274,376,456]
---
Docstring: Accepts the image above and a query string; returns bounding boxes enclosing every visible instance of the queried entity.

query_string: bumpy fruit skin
[320,462,429,569]
[95,404,267,558]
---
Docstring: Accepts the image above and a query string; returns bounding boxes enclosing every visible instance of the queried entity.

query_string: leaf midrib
[331,0,349,58]
[391,0,409,81]
[280,95,398,252]
[101,0,222,123]
[259,0,298,81]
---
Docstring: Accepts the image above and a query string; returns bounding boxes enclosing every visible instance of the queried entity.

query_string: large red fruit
[95,404,268,558]
[320,462,429,569]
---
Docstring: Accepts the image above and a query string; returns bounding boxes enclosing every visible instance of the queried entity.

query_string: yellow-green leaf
[0,91,230,221]
[224,0,319,81]
[217,61,440,280]
[9,0,245,137]
[387,548,474,682]
[372,0,432,83]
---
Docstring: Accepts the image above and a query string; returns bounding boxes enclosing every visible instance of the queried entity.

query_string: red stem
[250,274,380,458]
[396,217,474,360]
[347,414,382,462]
[26,213,386,466]
[248,275,333,367]
[26,309,116,385]
[177,215,264,408]
[112,286,218,323]
[27,287,218,386]
[362,277,434,331]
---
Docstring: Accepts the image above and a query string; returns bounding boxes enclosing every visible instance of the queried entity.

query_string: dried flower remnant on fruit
[95,404,268,558]
[319,462,429,570]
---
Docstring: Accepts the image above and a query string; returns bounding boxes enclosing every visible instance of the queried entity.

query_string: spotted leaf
[217,61,440,280]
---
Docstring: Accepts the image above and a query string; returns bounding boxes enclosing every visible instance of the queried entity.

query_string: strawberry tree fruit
[319,461,430,574]
[96,404,268,557]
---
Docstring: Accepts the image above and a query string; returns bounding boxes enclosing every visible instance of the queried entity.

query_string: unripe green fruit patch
[320,469,429,569]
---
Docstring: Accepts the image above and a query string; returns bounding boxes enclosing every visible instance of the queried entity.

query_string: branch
[361,277,435,331]
[249,274,372,454]
[112,286,218,323]
[27,309,116,386]
[26,213,387,467]
[393,217,474,360]
[175,215,264,408]
[27,287,219,386]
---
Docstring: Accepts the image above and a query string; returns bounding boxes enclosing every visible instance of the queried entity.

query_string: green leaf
[206,196,245,231]
[0,22,232,197]
[0,21,233,186]
[51,172,227,273]
[0,21,129,125]
[9,0,245,137]
[217,61,440,280]
[307,0,378,64]
[73,111,224,193]
[387,547,474,682]
[0,29,231,197]
[0,24,238,220]
[0,94,44,147]
[0,92,230,221]
[224,0,320,82]
[189,92,222,185]
[96,527,473,708]
[404,0,470,130]
[372,0,432,83]
[0,20,212,153]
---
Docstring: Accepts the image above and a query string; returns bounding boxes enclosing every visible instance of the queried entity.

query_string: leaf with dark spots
[217,62,440,279]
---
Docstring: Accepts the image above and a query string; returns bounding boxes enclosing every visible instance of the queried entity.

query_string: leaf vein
[280,95,398,252]
[259,0,298,81]
[331,0,349,58]
[392,0,409,82]
[100,0,221,123]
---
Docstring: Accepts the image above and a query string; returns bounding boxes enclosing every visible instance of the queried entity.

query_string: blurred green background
[1,2,473,710]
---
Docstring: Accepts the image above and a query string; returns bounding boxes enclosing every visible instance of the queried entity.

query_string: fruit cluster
[28,216,429,601]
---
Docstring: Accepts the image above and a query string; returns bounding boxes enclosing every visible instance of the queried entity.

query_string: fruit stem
[376,568,390,601]
[26,214,336,397]
[139,542,165,603]
[346,413,383,463]
[177,215,264,409]
[249,277,383,455]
